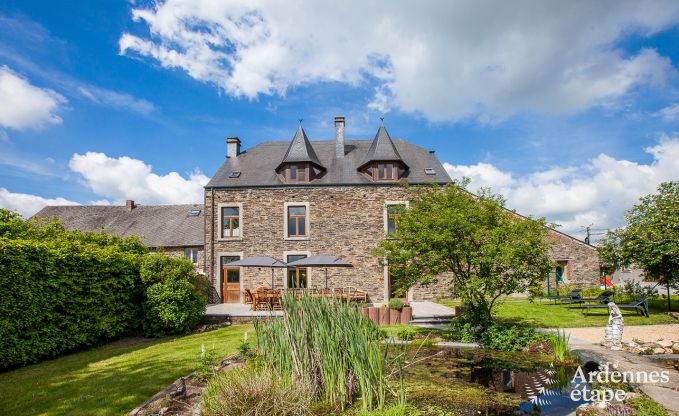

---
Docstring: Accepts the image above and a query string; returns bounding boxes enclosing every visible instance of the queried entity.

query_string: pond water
[405,347,588,416]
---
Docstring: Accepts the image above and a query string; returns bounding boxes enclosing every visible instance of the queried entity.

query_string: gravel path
[564,324,679,344]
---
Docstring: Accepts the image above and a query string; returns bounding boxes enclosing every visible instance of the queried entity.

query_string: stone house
[204,117,600,304]
[33,201,205,273]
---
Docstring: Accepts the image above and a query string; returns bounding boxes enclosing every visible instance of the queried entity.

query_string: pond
[403,347,588,416]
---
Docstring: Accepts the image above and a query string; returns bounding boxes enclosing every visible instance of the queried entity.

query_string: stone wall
[204,186,600,303]
[154,246,206,275]
[548,232,600,287]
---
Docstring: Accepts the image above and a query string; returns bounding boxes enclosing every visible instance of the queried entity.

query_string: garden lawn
[438,297,679,328]
[0,325,252,416]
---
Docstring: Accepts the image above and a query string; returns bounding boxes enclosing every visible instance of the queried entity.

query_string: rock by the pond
[673,343,679,354]
[657,340,673,348]
[602,302,624,350]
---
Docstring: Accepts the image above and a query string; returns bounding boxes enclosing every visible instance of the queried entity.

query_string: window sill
[285,236,310,241]
[217,237,243,242]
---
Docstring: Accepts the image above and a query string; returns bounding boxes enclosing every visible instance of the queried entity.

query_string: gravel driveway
[563,324,679,344]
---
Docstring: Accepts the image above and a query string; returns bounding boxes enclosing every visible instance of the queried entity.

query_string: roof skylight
[229,171,241,178]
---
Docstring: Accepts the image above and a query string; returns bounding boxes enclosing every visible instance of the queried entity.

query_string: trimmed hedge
[0,239,145,369]
[0,210,209,370]
[0,211,147,369]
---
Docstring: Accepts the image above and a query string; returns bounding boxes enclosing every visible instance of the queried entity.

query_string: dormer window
[288,163,308,183]
[363,162,402,182]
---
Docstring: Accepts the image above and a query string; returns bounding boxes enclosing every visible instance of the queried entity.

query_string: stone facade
[155,246,206,275]
[548,232,601,287]
[204,185,601,304]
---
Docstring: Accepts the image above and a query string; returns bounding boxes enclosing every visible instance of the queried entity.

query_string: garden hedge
[0,210,147,369]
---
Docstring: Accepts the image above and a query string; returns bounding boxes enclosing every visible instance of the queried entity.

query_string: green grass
[0,325,252,416]
[438,297,679,328]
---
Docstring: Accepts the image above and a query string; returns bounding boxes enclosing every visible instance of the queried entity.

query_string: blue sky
[1,1,679,239]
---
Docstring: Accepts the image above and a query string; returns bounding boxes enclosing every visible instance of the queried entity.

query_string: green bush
[143,279,206,336]
[0,209,147,369]
[478,324,536,352]
[139,253,208,336]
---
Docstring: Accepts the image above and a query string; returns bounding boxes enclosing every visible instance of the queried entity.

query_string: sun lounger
[581,298,649,317]
[579,290,614,304]
[546,288,582,304]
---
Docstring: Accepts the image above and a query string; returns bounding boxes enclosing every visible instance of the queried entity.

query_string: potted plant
[388,299,404,324]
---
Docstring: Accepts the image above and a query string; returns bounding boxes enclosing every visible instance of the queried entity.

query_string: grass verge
[438,298,678,328]
[0,325,251,416]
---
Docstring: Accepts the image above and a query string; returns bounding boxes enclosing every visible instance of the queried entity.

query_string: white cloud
[654,103,679,121]
[120,0,679,122]
[0,187,78,217]
[0,65,66,130]
[445,136,679,239]
[68,152,209,204]
[77,86,156,115]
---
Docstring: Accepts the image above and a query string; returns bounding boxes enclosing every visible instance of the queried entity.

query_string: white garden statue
[602,302,624,350]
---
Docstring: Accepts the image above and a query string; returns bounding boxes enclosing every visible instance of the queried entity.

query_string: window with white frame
[219,203,243,239]
[284,202,310,239]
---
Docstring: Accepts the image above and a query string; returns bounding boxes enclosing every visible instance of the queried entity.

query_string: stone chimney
[334,116,345,158]
[226,137,241,158]
[126,200,136,210]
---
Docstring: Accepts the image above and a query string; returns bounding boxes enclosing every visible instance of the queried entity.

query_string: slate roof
[277,126,324,170]
[358,125,407,170]
[207,138,451,188]
[32,204,204,247]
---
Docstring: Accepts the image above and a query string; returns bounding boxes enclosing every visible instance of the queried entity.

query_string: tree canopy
[375,183,553,323]
[617,181,678,290]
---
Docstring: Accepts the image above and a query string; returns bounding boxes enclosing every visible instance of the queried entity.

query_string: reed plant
[254,294,387,411]
[551,329,572,362]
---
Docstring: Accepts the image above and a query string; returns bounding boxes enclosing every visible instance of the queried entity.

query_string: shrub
[387,298,405,311]
[139,253,208,336]
[201,366,314,416]
[581,287,604,298]
[143,279,206,336]
[478,324,536,352]
[0,209,147,369]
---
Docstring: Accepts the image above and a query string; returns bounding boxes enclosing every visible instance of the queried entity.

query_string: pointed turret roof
[276,125,325,171]
[358,124,408,170]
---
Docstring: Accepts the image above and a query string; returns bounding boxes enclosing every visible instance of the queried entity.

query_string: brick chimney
[126,200,136,210]
[226,137,241,158]
[335,116,345,158]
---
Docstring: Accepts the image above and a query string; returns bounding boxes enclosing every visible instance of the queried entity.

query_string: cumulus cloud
[68,152,209,204]
[120,0,679,122]
[444,136,679,239]
[0,187,78,217]
[0,65,66,130]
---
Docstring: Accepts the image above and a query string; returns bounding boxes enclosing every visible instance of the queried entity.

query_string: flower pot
[367,307,380,324]
[380,307,389,325]
[389,308,401,325]
[400,306,412,324]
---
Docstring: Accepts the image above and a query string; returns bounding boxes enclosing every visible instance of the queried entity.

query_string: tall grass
[254,294,387,411]
[551,329,572,362]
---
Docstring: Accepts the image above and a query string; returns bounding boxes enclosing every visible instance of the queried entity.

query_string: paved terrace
[205,301,455,321]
